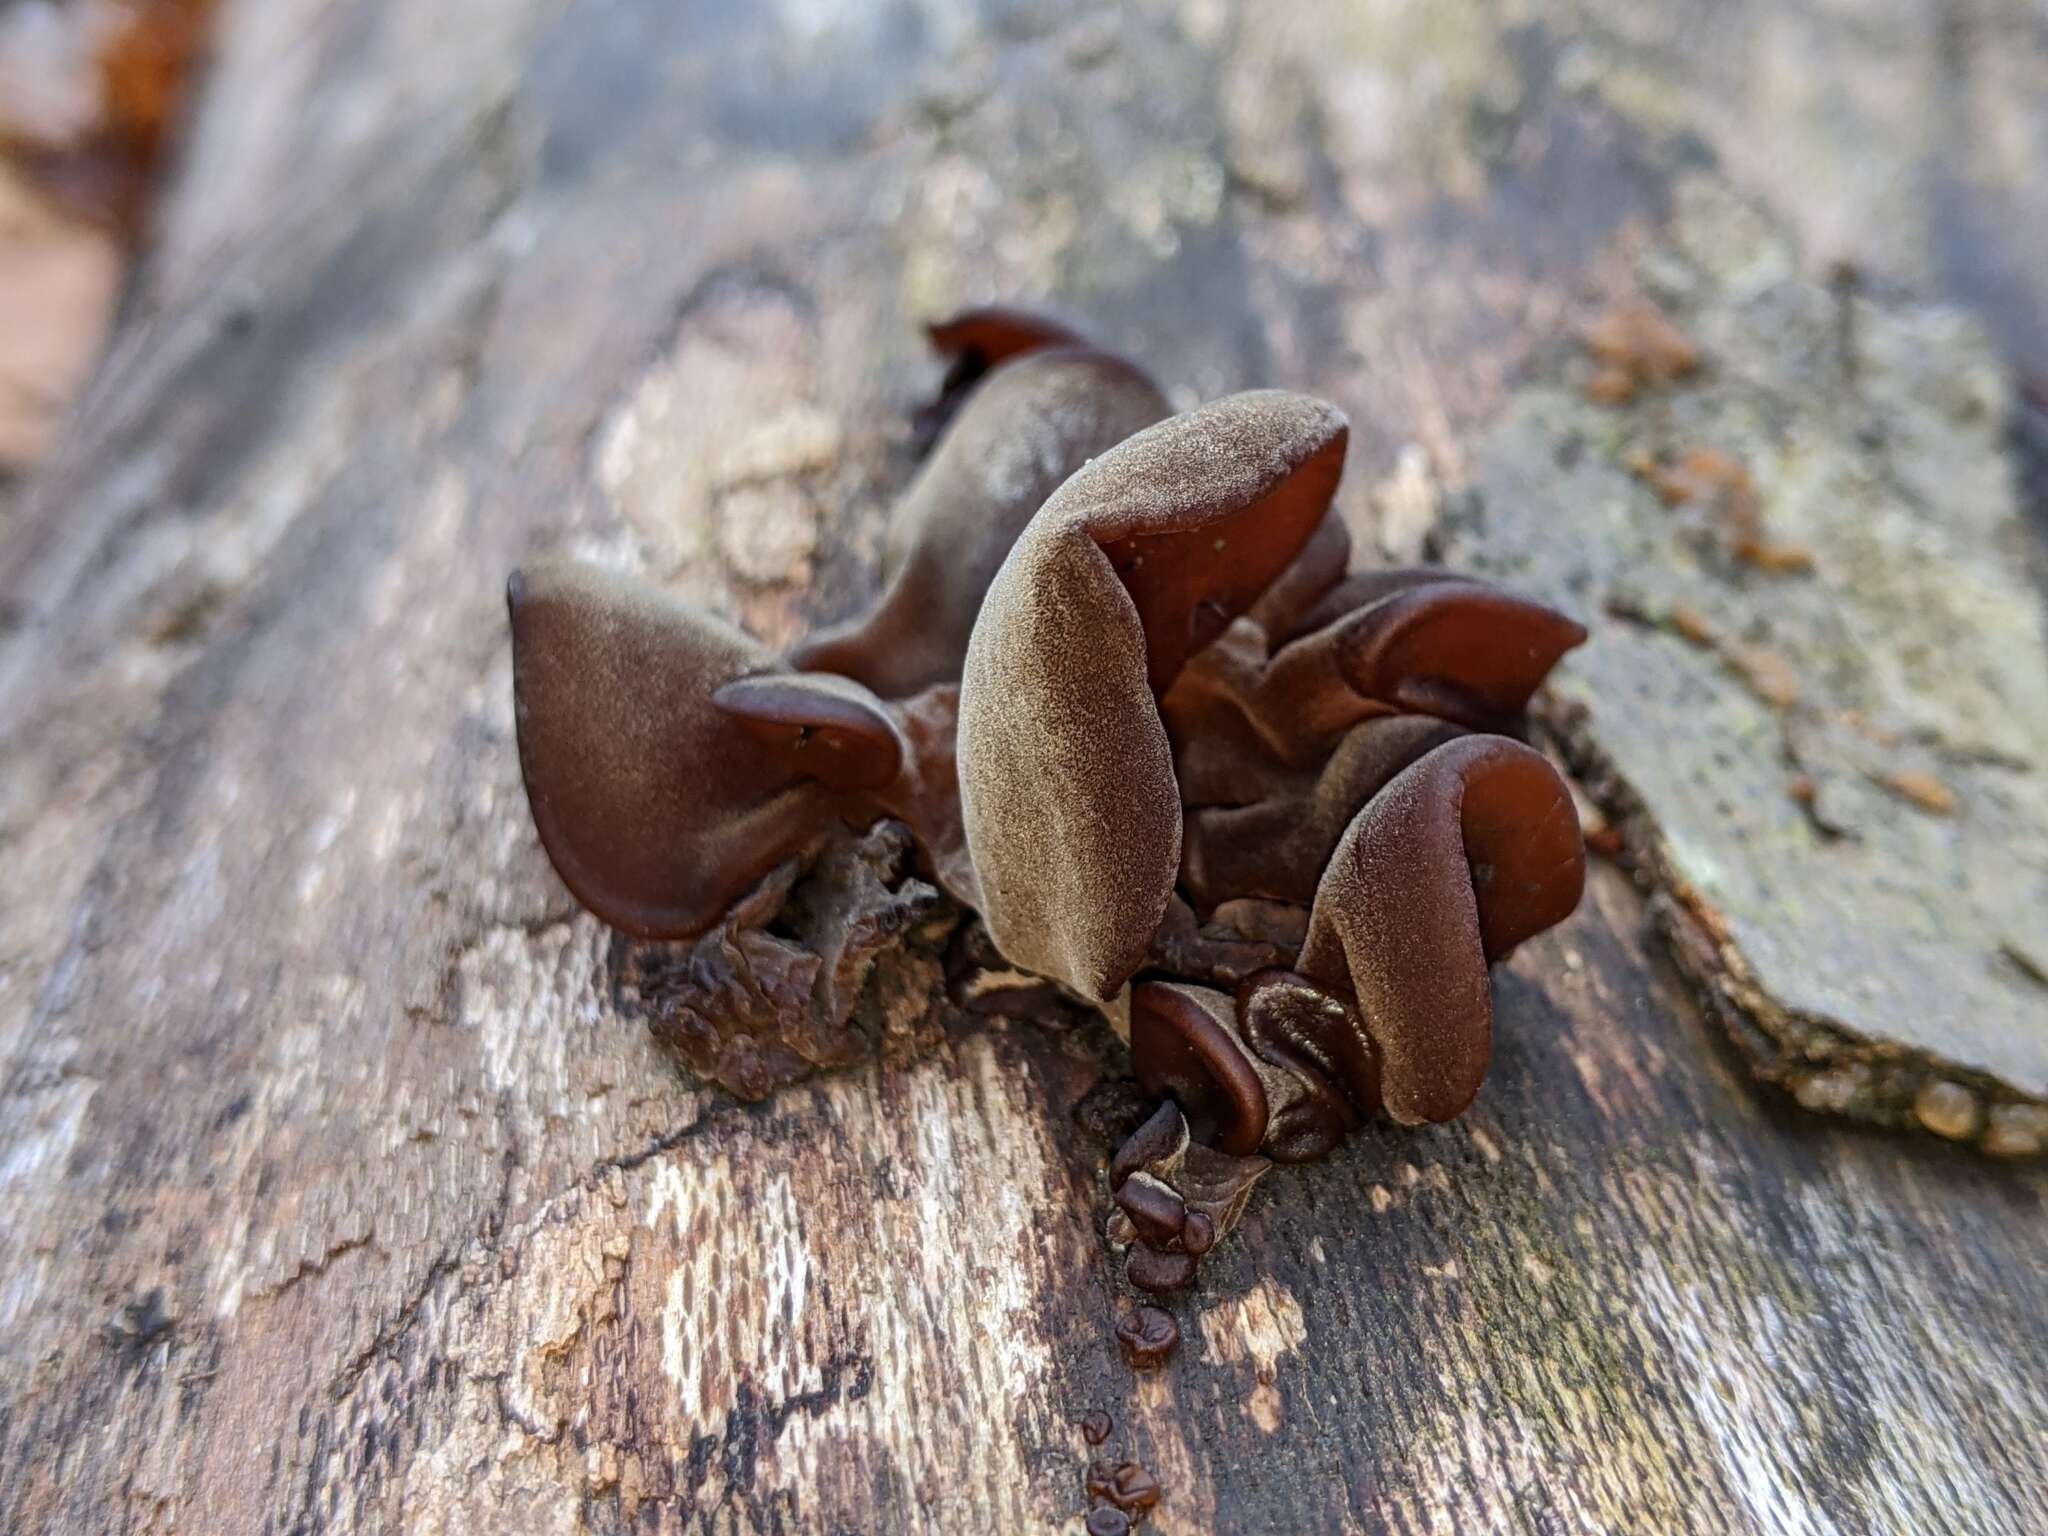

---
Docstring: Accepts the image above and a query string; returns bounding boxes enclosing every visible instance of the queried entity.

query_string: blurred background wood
[2,1,2045,1532]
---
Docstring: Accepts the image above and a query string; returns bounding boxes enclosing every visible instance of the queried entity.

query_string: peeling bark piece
[1299,736,1586,1125]
[792,347,1167,698]
[637,863,823,1099]
[958,392,1347,999]
[1450,259,2048,1145]
[779,820,944,1031]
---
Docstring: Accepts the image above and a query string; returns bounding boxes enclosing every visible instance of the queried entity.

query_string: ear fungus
[1237,970,1374,1163]
[510,561,970,937]
[1315,579,1589,736]
[1167,573,1588,790]
[1179,714,1466,909]
[1129,981,1270,1155]
[712,674,908,791]
[1246,510,1351,641]
[957,392,1348,999]
[790,348,1169,698]
[1296,735,1586,1124]
[925,304,1087,375]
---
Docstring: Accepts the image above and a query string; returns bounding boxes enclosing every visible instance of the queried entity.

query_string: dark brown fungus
[1114,1171,1188,1247]
[1109,1099,1190,1188]
[1085,1508,1132,1536]
[1145,894,1293,988]
[1128,982,1269,1155]
[1298,735,1585,1124]
[1114,1302,1179,1368]
[508,560,847,938]
[1166,572,1585,794]
[1238,970,1375,1163]
[1319,578,1588,736]
[1246,508,1352,640]
[1079,1409,1114,1445]
[792,346,1168,698]
[925,303,1086,376]
[1103,1462,1165,1514]
[507,313,1593,1295]
[1180,713,1465,911]
[957,392,1347,998]
[711,673,908,790]
[1126,1245,1198,1294]
[510,561,972,937]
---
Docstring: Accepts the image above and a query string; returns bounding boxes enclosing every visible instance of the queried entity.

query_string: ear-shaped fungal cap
[509,562,928,939]
[1180,713,1466,910]
[1247,509,1351,642]
[712,673,907,791]
[1297,735,1585,1125]
[958,392,1347,998]
[790,349,1168,698]
[1327,580,1588,735]
[925,304,1087,373]
[1237,970,1374,1164]
[509,562,832,938]
[1250,575,1587,748]
[1130,981,1269,1156]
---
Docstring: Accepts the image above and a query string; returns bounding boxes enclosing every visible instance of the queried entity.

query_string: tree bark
[2,1,2045,1533]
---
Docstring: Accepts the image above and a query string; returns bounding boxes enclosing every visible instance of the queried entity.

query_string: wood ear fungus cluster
[508,307,1589,1289]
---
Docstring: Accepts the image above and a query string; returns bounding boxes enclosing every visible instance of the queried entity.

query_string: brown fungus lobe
[1298,734,1585,1124]
[509,561,846,938]
[793,345,1168,698]
[1114,1305,1181,1367]
[925,303,1086,378]
[1129,981,1268,1155]
[1165,570,1585,792]
[1179,713,1466,910]
[509,561,968,938]
[958,391,1348,999]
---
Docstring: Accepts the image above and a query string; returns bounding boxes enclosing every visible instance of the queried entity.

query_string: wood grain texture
[1,1,2044,1532]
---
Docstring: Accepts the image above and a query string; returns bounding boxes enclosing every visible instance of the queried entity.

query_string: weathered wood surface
[2,2,2046,1533]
